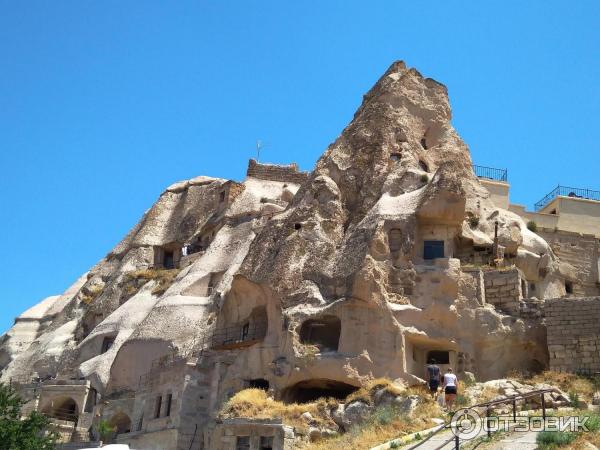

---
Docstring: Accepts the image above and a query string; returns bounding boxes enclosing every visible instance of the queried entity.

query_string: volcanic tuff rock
[2,61,566,403]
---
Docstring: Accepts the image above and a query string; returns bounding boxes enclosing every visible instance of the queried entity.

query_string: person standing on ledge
[426,358,441,399]
[443,367,458,410]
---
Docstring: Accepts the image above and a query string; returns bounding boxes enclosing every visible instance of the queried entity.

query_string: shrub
[468,215,480,228]
[81,284,104,305]
[420,174,429,183]
[569,391,582,409]
[536,430,577,448]
[0,383,57,450]
[527,220,538,232]
[96,419,116,443]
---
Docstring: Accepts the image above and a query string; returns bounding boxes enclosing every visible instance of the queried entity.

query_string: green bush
[569,391,582,409]
[527,220,538,232]
[585,413,600,432]
[420,174,429,183]
[0,383,57,450]
[536,430,577,448]
[96,419,116,443]
[370,405,397,426]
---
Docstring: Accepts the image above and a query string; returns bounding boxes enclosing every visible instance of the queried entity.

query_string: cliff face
[1,61,565,397]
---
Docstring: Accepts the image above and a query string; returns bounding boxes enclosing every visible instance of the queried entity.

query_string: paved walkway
[398,422,540,450]
[483,430,538,450]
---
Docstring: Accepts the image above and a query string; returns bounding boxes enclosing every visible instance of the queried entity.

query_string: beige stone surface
[1,60,594,450]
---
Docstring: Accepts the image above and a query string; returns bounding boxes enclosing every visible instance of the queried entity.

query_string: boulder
[393,395,421,416]
[301,412,314,423]
[342,401,372,429]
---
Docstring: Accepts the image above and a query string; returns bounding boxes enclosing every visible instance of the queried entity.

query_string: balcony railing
[473,165,508,182]
[534,185,600,211]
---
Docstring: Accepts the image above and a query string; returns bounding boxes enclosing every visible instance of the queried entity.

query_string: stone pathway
[482,430,539,450]
[398,421,539,450]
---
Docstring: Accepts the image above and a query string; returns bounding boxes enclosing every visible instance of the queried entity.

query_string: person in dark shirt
[426,359,441,399]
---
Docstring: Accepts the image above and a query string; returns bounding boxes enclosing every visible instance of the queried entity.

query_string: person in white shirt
[442,367,458,410]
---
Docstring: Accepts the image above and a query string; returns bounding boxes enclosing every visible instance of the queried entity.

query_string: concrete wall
[246,159,309,184]
[551,197,600,238]
[511,196,600,238]
[508,204,559,230]
[546,297,600,373]
[480,179,510,210]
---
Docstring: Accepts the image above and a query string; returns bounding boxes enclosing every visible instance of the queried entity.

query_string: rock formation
[0,61,577,449]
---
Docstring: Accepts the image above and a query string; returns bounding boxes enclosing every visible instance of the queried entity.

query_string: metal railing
[207,321,267,350]
[405,388,560,450]
[473,165,508,182]
[534,185,600,211]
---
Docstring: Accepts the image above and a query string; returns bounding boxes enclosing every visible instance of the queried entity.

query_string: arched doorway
[109,412,132,435]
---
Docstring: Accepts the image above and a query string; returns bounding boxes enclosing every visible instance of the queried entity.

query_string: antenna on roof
[256,140,263,162]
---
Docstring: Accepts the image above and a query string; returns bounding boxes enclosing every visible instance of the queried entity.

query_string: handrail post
[455,434,459,449]
[512,398,517,422]
[486,407,491,438]
[541,392,546,421]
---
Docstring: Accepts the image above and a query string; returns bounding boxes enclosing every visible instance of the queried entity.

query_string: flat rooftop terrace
[535,185,600,211]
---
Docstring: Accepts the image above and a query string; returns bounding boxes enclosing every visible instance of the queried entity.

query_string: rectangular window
[236,436,250,450]
[423,240,444,260]
[154,396,162,418]
[165,393,172,417]
[260,436,274,450]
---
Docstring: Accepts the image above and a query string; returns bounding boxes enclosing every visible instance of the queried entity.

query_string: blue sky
[0,1,598,334]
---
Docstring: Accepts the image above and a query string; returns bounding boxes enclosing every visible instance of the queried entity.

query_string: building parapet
[535,185,600,211]
[472,164,508,182]
[247,159,309,184]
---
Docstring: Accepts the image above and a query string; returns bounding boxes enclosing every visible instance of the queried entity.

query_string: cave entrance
[109,412,132,435]
[281,379,358,404]
[427,350,450,365]
[299,315,341,352]
[43,396,79,422]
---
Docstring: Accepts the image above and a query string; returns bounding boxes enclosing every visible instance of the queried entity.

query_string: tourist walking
[442,367,458,410]
[426,359,441,399]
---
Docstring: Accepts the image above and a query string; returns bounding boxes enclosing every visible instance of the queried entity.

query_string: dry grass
[121,268,181,299]
[219,388,337,431]
[222,381,444,450]
[521,371,596,402]
[81,284,104,305]
[305,399,441,450]
[346,378,406,405]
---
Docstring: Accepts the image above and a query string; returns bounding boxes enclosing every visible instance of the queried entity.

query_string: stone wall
[537,229,600,297]
[208,419,296,450]
[483,268,524,315]
[546,297,600,373]
[246,159,309,184]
